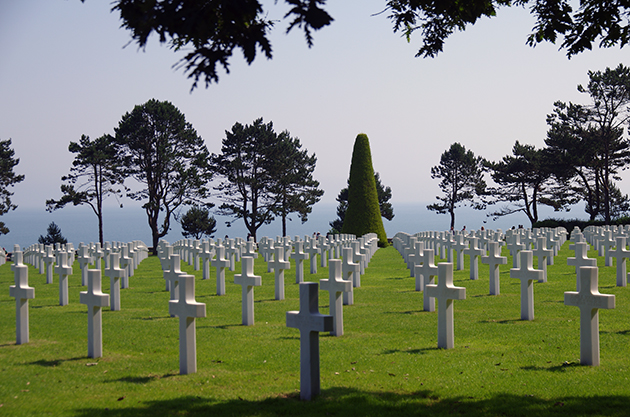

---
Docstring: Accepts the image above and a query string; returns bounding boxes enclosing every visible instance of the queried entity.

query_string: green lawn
[1,242,629,416]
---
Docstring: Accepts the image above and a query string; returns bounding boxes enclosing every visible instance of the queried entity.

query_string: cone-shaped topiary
[341,133,388,246]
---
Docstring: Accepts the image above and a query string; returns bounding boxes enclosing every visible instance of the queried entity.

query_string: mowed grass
[1,241,629,416]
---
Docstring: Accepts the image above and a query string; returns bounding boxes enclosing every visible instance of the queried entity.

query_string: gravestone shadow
[73,389,630,417]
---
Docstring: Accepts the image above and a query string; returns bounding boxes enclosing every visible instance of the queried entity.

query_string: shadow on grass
[111,373,178,384]
[520,361,581,372]
[199,323,242,330]
[382,347,438,355]
[28,357,85,367]
[479,319,522,324]
[72,389,630,417]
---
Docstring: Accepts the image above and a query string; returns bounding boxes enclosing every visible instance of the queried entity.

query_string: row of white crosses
[394,226,617,365]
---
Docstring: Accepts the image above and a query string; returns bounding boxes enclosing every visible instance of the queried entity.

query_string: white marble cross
[567,242,597,291]
[10,263,35,344]
[415,248,437,293]
[463,237,485,280]
[320,259,352,336]
[211,245,231,296]
[199,241,214,280]
[532,237,553,283]
[305,240,319,274]
[506,235,525,268]
[286,282,334,400]
[119,245,132,288]
[609,236,630,287]
[341,247,359,306]
[451,235,467,271]
[234,256,262,326]
[80,269,110,358]
[418,249,438,312]
[165,255,186,316]
[54,251,73,306]
[93,243,104,270]
[269,246,291,300]
[564,266,615,366]
[601,231,616,267]
[510,250,543,321]
[425,263,466,349]
[290,240,309,284]
[169,274,206,374]
[42,245,55,284]
[104,252,125,311]
[77,244,93,286]
[481,241,507,295]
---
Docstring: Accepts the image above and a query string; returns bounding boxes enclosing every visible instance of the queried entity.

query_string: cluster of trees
[47,101,323,251]
[429,64,630,228]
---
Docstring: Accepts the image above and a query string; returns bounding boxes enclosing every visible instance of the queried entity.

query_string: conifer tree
[341,134,388,247]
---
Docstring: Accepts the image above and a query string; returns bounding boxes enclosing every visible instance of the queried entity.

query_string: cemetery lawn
[1,243,629,417]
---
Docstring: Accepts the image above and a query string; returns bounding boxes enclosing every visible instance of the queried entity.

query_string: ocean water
[0,201,582,250]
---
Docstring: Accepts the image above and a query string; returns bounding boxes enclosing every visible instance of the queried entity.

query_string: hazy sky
[1,1,629,217]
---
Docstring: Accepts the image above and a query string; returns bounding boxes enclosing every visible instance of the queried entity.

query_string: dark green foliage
[110,0,332,89]
[38,222,68,246]
[114,99,212,254]
[94,1,630,90]
[179,205,217,239]
[0,139,24,235]
[211,118,322,240]
[267,132,324,236]
[329,172,394,234]
[341,134,388,246]
[427,143,486,230]
[388,0,630,58]
[545,64,630,223]
[46,134,125,245]
[485,141,574,226]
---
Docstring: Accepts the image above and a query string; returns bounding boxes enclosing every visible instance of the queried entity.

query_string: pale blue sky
[1,0,629,222]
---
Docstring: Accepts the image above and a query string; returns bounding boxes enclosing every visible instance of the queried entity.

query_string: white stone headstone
[510,250,543,321]
[424,263,466,349]
[169,274,206,374]
[482,241,507,295]
[564,266,615,366]
[269,246,291,300]
[320,259,352,336]
[567,242,597,291]
[54,251,72,306]
[80,269,110,358]
[211,245,231,296]
[234,256,262,326]
[104,252,125,311]
[286,282,334,400]
[9,263,35,344]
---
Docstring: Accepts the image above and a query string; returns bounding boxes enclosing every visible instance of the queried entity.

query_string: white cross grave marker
[269,246,291,300]
[417,249,438,312]
[481,241,507,295]
[286,282,334,400]
[234,256,262,326]
[43,245,55,284]
[320,259,352,336]
[80,269,110,358]
[510,250,543,321]
[77,244,92,286]
[609,236,630,287]
[291,240,309,284]
[54,251,72,306]
[169,274,206,374]
[341,247,359,305]
[105,252,125,311]
[532,237,553,283]
[211,245,231,296]
[564,266,615,366]
[567,242,597,291]
[424,263,466,349]
[463,237,485,280]
[451,235,467,271]
[9,263,35,344]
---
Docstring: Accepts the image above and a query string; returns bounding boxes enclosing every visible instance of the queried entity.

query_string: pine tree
[341,134,388,247]
[38,222,68,246]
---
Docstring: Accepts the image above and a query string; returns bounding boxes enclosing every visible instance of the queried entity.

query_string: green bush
[341,134,388,246]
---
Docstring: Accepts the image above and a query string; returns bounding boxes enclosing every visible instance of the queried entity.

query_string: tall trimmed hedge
[341,134,388,247]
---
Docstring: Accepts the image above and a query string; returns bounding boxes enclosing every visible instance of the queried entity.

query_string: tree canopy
[38,222,68,246]
[0,139,25,235]
[427,142,486,230]
[114,99,212,253]
[329,172,394,234]
[341,134,388,246]
[179,205,217,240]
[210,118,322,241]
[95,0,630,89]
[46,134,125,245]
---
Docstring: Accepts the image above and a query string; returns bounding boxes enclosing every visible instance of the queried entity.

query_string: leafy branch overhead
[95,1,630,90]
